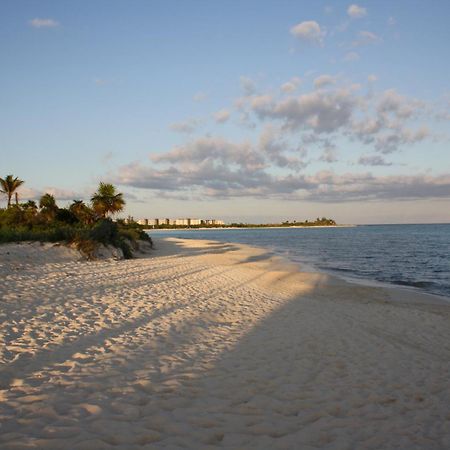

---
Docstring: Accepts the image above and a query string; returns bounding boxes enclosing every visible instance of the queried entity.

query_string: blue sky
[1,0,450,223]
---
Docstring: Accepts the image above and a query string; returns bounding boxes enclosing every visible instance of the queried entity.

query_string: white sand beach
[0,238,449,449]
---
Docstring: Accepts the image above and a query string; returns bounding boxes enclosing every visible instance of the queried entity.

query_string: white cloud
[368,74,378,83]
[111,78,441,204]
[320,147,338,163]
[240,76,257,95]
[29,18,59,28]
[358,155,392,166]
[94,78,109,86]
[235,80,431,155]
[353,30,381,46]
[213,109,231,123]
[42,187,81,200]
[252,88,357,133]
[359,30,378,41]
[377,89,422,119]
[351,118,383,141]
[152,136,265,171]
[259,125,306,170]
[435,107,450,121]
[374,127,429,154]
[313,74,336,89]
[347,4,367,19]
[290,21,325,45]
[249,95,274,114]
[16,186,81,201]
[303,172,450,202]
[281,77,301,93]
[169,118,201,134]
[113,156,450,203]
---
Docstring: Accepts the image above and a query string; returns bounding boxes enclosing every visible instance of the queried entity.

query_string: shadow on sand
[1,238,449,449]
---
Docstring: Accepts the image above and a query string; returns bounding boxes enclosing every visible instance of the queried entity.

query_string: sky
[1,0,450,224]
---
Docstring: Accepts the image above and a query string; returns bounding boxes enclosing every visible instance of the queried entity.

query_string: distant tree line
[226,217,337,228]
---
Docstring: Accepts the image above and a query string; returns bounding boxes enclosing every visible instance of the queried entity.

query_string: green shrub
[0,225,77,243]
[116,237,133,259]
[0,181,153,257]
[88,219,118,244]
[73,238,99,259]
[117,227,139,242]
[55,208,78,224]
[118,223,152,243]
[0,214,152,259]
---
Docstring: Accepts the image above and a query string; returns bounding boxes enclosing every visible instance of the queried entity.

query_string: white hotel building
[136,218,224,227]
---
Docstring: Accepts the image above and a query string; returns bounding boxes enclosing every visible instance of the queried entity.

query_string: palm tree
[22,200,38,210]
[39,193,57,210]
[91,182,125,218]
[69,200,86,218]
[39,193,58,221]
[0,175,24,208]
[19,200,38,224]
[69,200,95,224]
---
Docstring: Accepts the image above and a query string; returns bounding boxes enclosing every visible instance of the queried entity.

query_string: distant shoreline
[144,224,356,231]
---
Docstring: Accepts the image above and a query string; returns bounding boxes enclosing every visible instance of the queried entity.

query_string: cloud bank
[111,73,446,204]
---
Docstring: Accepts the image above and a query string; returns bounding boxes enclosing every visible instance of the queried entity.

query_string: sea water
[148,224,450,299]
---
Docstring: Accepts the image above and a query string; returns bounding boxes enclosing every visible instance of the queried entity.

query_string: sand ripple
[0,238,449,449]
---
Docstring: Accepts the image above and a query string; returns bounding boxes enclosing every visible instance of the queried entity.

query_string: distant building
[137,217,224,227]
[201,219,224,226]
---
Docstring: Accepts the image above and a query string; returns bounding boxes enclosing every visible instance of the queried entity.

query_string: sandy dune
[0,238,449,449]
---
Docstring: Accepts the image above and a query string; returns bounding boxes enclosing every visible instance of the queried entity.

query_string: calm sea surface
[148,224,450,299]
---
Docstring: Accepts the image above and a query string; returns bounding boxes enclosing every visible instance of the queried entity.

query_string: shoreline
[1,237,449,448]
[147,230,450,303]
[144,224,356,231]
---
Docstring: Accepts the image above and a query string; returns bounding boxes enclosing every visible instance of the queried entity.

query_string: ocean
[148,224,450,300]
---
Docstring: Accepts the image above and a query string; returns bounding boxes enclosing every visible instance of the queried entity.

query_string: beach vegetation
[225,217,337,228]
[0,174,25,208]
[39,193,59,222]
[0,180,151,258]
[69,200,95,225]
[91,182,125,218]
